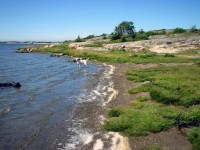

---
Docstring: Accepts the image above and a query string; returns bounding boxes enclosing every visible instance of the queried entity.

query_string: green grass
[178,49,200,55]
[84,41,106,47]
[144,143,163,150]
[136,95,150,102]
[104,103,200,136]
[104,64,200,150]
[36,44,69,54]
[127,65,200,107]
[19,44,200,64]
[65,49,200,64]
[188,127,200,150]
[104,103,175,136]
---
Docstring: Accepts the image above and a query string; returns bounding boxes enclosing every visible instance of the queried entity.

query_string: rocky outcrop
[17,47,37,53]
[17,43,61,53]
[68,41,93,48]
[50,53,64,57]
[43,43,60,48]
[0,82,21,88]
[103,35,200,53]
[69,34,200,53]
[85,36,110,42]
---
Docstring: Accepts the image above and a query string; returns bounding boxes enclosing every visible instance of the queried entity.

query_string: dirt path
[108,63,192,150]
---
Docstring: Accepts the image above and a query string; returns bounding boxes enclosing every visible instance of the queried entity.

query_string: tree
[190,25,197,33]
[111,21,136,40]
[139,29,144,34]
[75,35,84,42]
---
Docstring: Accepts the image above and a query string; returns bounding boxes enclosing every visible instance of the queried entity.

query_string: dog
[75,57,89,67]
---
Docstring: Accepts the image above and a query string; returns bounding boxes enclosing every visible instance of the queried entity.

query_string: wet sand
[59,63,130,150]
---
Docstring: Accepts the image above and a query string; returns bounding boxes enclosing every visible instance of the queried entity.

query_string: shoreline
[58,62,130,150]
[16,46,129,149]
[16,47,194,149]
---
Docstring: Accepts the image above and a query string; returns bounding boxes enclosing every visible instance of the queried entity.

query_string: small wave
[58,64,120,150]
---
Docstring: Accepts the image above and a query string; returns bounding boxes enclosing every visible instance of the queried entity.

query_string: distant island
[0,41,62,44]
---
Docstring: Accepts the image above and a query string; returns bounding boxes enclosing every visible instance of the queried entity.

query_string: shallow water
[0,44,106,149]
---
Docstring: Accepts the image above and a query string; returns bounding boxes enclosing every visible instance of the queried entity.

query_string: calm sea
[0,44,112,150]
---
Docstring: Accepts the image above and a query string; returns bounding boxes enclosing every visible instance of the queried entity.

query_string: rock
[50,53,64,57]
[16,47,37,53]
[44,45,49,48]
[68,41,92,48]
[149,35,168,40]
[0,82,21,88]
[103,35,200,53]
[13,82,21,88]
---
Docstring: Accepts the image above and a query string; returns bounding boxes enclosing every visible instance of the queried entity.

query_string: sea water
[0,44,112,150]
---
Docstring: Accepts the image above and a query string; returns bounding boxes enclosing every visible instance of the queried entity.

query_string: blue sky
[0,0,199,41]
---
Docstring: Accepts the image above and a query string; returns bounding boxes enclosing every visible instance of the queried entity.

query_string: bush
[188,127,200,150]
[111,32,121,40]
[108,107,124,117]
[173,28,186,34]
[135,33,148,40]
[164,54,175,57]
[145,31,160,37]
[120,36,127,42]
[75,36,85,42]
[190,25,198,33]
[84,35,95,39]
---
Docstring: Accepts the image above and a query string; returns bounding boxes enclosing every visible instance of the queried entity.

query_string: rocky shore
[68,34,200,53]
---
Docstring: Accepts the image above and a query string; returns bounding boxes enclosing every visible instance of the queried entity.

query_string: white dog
[75,58,89,67]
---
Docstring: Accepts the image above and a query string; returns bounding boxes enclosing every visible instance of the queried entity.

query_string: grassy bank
[127,64,200,106]
[104,64,200,150]
[24,44,200,64]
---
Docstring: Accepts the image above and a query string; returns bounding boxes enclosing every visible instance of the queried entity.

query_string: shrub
[173,28,186,34]
[188,127,200,150]
[101,33,107,36]
[190,25,198,33]
[135,33,148,40]
[145,31,160,37]
[139,29,144,34]
[84,35,95,39]
[120,36,127,42]
[75,36,85,42]
[111,32,121,40]
[108,107,125,117]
